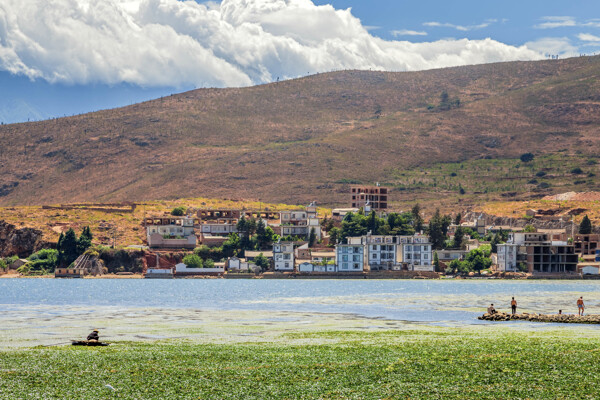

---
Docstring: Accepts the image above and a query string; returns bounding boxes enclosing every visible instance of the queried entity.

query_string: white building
[273,242,295,271]
[279,203,322,240]
[364,235,398,271]
[145,216,197,249]
[497,243,519,272]
[398,235,433,271]
[335,243,366,272]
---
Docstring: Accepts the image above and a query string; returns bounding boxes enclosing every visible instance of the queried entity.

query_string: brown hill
[1,56,600,208]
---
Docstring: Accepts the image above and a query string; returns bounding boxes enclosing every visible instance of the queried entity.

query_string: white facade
[497,243,519,272]
[273,242,295,271]
[146,217,197,249]
[335,244,366,272]
[200,223,238,235]
[279,204,322,240]
[398,235,433,270]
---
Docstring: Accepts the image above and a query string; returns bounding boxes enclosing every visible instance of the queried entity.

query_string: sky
[0,0,599,123]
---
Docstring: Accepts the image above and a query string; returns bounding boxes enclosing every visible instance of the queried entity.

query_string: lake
[1,279,599,346]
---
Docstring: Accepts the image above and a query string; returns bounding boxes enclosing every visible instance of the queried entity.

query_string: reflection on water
[0,279,599,347]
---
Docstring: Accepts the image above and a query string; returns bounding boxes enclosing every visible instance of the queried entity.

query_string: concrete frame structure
[350,185,388,211]
[574,234,600,256]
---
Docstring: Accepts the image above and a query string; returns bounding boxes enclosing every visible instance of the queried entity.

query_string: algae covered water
[1,279,599,346]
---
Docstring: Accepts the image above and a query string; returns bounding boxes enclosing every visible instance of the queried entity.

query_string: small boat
[71,340,110,346]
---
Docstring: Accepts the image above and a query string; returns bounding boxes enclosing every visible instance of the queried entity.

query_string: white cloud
[578,33,600,42]
[391,29,427,37]
[0,0,544,88]
[524,37,579,58]
[535,16,576,29]
[423,19,495,32]
[535,16,600,29]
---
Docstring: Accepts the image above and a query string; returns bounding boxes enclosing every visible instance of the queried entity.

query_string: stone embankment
[479,312,600,324]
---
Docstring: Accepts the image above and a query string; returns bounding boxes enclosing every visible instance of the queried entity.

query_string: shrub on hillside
[171,206,186,216]
[571,167,584,175]
[520,153,534,162]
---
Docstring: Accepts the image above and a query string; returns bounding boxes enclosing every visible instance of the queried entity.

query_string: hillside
[1,56,600,208]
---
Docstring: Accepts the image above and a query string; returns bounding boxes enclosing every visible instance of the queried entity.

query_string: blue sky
[0,0,598,123]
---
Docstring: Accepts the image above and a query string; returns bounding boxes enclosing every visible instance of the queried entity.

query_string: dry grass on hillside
[1,57,600,208]
[0,198,327,247]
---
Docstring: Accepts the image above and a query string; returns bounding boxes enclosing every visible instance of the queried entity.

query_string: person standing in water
[511,297,517,315]
[577,297,585,316]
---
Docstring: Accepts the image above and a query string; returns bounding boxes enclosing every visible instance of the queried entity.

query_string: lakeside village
[2,185,599,280]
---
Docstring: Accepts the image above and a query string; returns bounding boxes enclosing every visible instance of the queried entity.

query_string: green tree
[428,209,447,250]
[254,253,270,271]
[452,226,465,249]
[182,254,203,269]
[329,227,341,246]
[204,259,215,268]
[58,228,79,267]
[433,252,440,272]
[579,215,593,234]
[308,227,317,247]
[171,206,186,216]
[454,213,462,225]
[256,219,275,249]
[222,233,241,258]
[464,248,492,272]
[524,225,536,233]
[366,211,380,234]
[341,212,367,243]
[411,204,424,233]
[77,226,93,254]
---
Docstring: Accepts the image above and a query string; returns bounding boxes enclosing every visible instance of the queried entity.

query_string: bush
[204,259,215,269]
[537,182,551,189]
[171,206,186,216]
[520,153,534,162]
[182,254,203,269]
[98,248,144,274]
[528,179,538,184]
[571,167,584,175]
[0,259,6,271]
[26,249,59,273]
[535,171,547,177]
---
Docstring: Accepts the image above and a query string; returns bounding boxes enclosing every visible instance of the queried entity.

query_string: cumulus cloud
[524,37,578,58]
[0,0,544,88]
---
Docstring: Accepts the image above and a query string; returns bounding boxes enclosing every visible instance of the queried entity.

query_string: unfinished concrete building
[351,185,388,211]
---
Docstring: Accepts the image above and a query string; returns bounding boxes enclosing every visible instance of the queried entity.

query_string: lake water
[1,279,599,346]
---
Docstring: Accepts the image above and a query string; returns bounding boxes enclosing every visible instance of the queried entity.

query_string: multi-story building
[279,203,321,240]
[273,242,295,271]
[398,234,433,271]
[497,243,519,272]
[506,232,578,274]
[574,234,600,256]
[145,216,198,249]
[350,185,388,211]
[335,243,366,272]
[341,234,433,272]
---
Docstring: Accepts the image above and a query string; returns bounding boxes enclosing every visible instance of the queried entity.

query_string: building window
[353,263,360,269]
